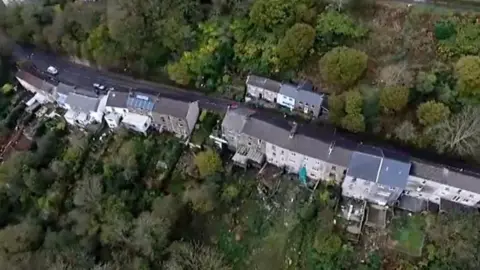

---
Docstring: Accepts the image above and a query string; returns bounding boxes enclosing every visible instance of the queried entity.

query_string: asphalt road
[12,45,236,113]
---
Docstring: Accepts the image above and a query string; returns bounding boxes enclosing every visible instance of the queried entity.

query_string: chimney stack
[289,122,298,139]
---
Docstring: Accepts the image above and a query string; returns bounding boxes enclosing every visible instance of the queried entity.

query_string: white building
[276,84,297,110]
[404,160,480,207]
[220,108,480,211]
[121,113,152,134]
[104,91,154,134]
[246,75,281,103]
[341,146,410,206]
[105,113,121,129]
[220,109,351,182]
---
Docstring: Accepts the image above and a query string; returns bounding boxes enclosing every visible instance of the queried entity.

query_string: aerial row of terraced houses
[16,70,480,213]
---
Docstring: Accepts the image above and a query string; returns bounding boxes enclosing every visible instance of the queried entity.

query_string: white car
[47,66,58,75]
[93,83,105,90]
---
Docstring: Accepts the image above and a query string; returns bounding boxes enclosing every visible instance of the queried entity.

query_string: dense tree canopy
[416,101,450,126]
[319,47,368,89]
[316,10,367,46]
[455,56,480,102]
[344,90,363,115]
[341,113,365,133]
[379,86,409,113]
[277,23,315,69]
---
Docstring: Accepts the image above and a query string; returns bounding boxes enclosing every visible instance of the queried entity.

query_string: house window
[123,109,127,113]
[422,180,426,184]
[272,145,276,150]
[332,166,336,171]
[464,198,469,202]
[311,105,315,108]
[299,101,303,105]
[445,187,450,191]
[179,123,183,127]
[469,194,474,198]
[457,189,462,194]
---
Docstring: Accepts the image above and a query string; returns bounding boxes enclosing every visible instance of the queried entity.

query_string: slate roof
[296,90,323,116]
[378,152,411,189]
[279,84,298,99]
[246,75,282,93]
[347,145,410,189]
[153,97,191,119]
[348,149,382,182]
[106,91,129,108]
[16,70,56,93]
[223,108,480,194]
[65,93,99,113]
[225,109,353,166]
[221,108,254,133]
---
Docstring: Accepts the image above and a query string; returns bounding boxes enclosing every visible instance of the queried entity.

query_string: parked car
[47,66,58,75]
[93,83,105,90]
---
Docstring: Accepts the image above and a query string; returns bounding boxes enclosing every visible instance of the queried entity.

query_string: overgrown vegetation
[0,120,478,269]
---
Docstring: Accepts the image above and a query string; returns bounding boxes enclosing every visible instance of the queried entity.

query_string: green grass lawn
[390,215,426,257]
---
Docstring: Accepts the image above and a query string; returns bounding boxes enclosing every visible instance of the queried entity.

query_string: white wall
[406,175,480,207]
[106,106,129,117]
[247,85,262,98]
[277,93,295,110]
[186,102,200,134]
[265,142,341,181]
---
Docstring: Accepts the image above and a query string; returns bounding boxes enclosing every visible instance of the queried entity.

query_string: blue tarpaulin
[299,166,307,185]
